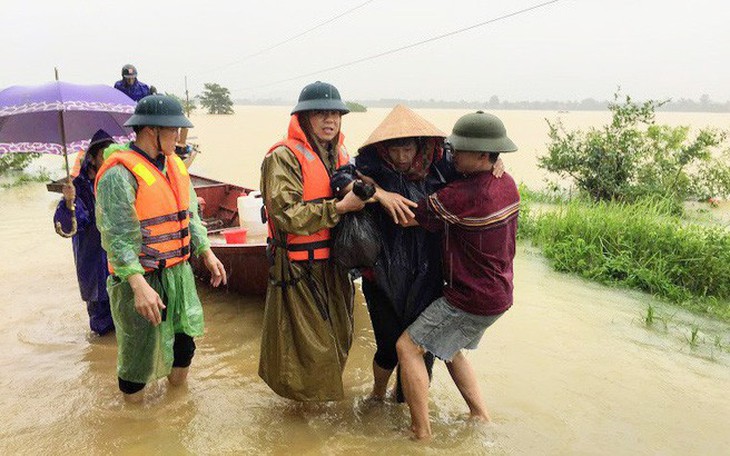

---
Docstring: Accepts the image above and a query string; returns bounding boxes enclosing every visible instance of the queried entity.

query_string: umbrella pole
[54,69,77,238]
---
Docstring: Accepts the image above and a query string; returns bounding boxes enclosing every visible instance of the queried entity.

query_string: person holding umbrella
[95,94,226,402]
[113,64,151,102]
[53,129,115,336]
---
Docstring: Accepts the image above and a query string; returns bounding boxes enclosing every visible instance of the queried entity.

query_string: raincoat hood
[79,129,114,175]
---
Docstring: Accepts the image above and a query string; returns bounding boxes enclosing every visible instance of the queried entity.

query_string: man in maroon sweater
[396,111,520,440]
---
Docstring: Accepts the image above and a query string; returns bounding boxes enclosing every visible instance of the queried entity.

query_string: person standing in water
[332,105,504,402]
[95,95,226,402]
[259,81,365,401]
[397,111,520,439]
[54,129,116,336]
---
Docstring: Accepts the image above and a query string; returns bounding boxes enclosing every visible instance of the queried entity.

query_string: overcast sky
[2,0,728,103]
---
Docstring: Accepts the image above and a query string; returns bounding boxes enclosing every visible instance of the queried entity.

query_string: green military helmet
[124,95,194,128]
[448,111,517,153]
[291,81,350,115]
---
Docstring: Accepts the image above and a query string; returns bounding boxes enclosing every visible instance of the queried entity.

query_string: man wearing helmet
[396,111,520,439]
[95,95,227,402]
[114,64,151,102]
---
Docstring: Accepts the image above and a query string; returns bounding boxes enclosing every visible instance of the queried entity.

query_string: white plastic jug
[237,191,267,242]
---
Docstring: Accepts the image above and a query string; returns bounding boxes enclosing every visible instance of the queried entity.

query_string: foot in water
[364,387,398,403]
[409,423,432,441]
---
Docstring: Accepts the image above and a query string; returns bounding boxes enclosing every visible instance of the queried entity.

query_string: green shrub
[539,91,730,208]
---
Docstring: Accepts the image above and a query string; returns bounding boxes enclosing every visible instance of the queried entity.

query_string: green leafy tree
[165,92,197,116]
[345,101,367,113]
[539,91,730,205]
[198,83,234,115]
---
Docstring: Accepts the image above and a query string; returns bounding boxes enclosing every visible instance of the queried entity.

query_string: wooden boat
[188,175,268,296]
[48,174,269,296]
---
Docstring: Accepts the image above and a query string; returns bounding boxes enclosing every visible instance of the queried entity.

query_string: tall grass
[521,196,730,322]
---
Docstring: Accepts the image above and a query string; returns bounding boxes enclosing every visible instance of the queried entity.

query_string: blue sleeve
[53,199,74,233]
[53,197,91,233]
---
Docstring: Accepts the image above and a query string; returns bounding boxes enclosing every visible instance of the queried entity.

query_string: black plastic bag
[330,179,381,269]
[332,210,381,269]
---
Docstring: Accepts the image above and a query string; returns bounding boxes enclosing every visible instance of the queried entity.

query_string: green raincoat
[259,139,354,402]
[96,147,210,384]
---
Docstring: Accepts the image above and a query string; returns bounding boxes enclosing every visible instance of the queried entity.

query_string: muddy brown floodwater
[1,107,728,455]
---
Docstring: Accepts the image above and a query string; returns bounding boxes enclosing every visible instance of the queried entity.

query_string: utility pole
[184,75,191,117]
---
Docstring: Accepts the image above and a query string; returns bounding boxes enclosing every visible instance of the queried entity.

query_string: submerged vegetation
[199,83,234,115]
[540,92,730,208]
[519,91,730,325]
[0,152,49,188]
[345,101,367,112]
[521,197,730,322]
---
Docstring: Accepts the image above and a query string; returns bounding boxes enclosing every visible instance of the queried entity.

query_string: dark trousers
[362,279,434,401]
[118,333,196,394]
[87,299,114,335]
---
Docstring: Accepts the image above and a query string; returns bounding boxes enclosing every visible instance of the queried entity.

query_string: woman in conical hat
[333,105,503,401]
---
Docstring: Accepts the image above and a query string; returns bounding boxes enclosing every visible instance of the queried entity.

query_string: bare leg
[445,351,490,421]
[396,333,431,440]
[167,367,189,387]
[368,359,394,400]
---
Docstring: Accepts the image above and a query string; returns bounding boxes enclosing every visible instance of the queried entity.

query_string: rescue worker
[397,111,520,439]
[114,64,151,102]
[95,94,227,402]
[54,129,115,335]
[259,81,365,401]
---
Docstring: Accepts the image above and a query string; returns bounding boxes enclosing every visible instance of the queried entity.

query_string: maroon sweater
[414,171,519,316]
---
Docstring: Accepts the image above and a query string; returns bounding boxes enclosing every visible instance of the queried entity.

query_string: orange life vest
[95,149,192,273]
[265,114,349,262]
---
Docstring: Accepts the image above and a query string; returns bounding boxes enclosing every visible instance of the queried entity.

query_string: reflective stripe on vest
[95,150,192,272]
[265,114,349,262]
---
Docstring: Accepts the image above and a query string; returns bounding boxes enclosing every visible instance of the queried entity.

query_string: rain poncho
[113,79,151,102]
[53,156,113,334]
[259,128,354,402]
[96,148,210,384]
[352,149,455,323]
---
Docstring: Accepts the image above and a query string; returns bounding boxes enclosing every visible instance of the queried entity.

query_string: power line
[194,0,377,76]
[239,0,563,92]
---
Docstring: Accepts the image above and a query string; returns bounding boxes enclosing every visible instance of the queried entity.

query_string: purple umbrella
[0,81,135,155]
[0,81,137,236]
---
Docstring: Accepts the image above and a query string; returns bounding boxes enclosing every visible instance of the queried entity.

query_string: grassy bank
[518,188,730,323]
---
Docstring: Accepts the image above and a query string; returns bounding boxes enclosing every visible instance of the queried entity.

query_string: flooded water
[1,108,729,455]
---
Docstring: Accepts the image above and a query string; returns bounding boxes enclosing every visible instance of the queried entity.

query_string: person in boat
[95,95,227,402]
[331,105,503,402]
[114,64,151,102]
[54,129,116,336]
[258,81,366,401]
[396,111,520,439]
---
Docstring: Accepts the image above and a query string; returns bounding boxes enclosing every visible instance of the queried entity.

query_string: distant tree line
[233,94,730,112]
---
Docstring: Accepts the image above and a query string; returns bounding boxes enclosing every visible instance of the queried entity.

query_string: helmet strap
[156,128,163,154]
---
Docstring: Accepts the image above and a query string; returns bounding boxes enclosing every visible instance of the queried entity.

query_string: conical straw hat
[359,104,445,152]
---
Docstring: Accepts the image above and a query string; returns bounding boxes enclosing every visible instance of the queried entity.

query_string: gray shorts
[406,297,504,362]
